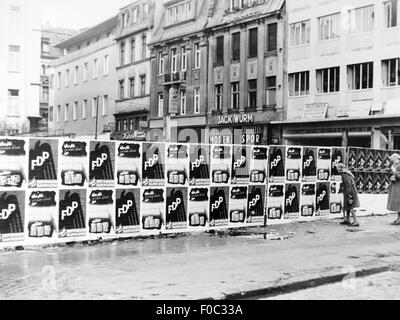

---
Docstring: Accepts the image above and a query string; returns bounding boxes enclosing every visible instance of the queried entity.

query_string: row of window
[50,96,109,123]
[115,116,147,133]
[290,0,398,47]
[121,2,150,28]
[289,58,400,96]
[228,0,266,12]
[56,55,109,89]
[157,88,199,117]
[167,0,194,26]
[119,34,147,66]
[118,75,147,100]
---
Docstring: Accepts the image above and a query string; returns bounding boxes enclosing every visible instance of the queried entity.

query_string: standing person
[337,163,360,227]
[387,153,400,225]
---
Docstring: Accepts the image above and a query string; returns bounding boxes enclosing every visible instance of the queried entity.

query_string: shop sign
[302,103,328,121]
[115,131,147,141]
[169,87,179,114]
[217,114,254,125]
[241,133,261,145]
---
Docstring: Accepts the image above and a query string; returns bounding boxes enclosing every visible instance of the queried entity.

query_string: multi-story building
[111,0,154,142]
[277,0,400,149]
[149,0,211,143]
[207,0,286,145]
[49,16,118,139]
[0,0,41,135]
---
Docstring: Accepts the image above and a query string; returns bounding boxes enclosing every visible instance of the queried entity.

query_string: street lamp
[95,95,99,140]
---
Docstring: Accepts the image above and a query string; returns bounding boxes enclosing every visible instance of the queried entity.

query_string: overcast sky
[40,0,133,30]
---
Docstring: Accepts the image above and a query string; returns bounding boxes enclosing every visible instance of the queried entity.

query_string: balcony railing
[163,72,187,85]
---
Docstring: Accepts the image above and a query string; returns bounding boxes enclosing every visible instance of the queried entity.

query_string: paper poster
[0,138,27,189]
[189,144,210,186]
[58,189,86,238]
[210,146,232,185]
[331,148,345,181]
[382,151,392,172]
[140,187,165,235]
[315,182,330,216]
[284,183,300,220]
[382,173,391,194]
[0,191,25,242]
[26,190,58,241]
[268,146,285,183]
[166,144,189,187]
[266,184,284,223]
[142,143,165,186]
[249,146,268,184]
[375,151,384,172]
[347,148,357,171]
[187,187,209,231]
[300,183,316,219]
[365,172,375,194]
[209,187,229,229]
[59,139,88,188]
[228,186,248,227]
[286,147,302,183]
[302,147,317,182]
[356,148,366,171]
[116,142,142,187]
[231,146,250,185]
[317,148,331,181]
[115,189,141,235]
[165,187,188,232]
[28,139,58,188]
[330,182,343,215]
[247,185,266,226]
[365,149,375,172]
[355,172,366,194]
[87,189,115,236]
[89,141,115,188]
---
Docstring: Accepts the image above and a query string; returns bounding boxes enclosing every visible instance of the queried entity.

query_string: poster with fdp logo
[286,147,302,183]
[209,187,229,229]
[142,143,165,186]
[228,186,248,228]
[302,147,317,182]
[317,148,331,182]
[268,146,285,183]
[284,183,300,220]
[58,190,86,238]
[300,183,316,220]
[210,145,232,185]
[115,189,140,235]
[331,148,345,182]
[266,184,284,224]
[247,185,266,226]
[330,182,343,215]
[28,139,58,188]
[189,144,210,186]
[166,144,189,187]
[315,182,330,217]
[89,141,115,188]
[140,188,165,235]
[249,146,268,184]
[165,187,188,232]
[0,138,27,189]
[87,189,115,236]
[0,191,25,243]
[231,146,250,185]
[26,190,58,242]
[187,187,209,231]
[59,139,88,188]
[116,142,142,188]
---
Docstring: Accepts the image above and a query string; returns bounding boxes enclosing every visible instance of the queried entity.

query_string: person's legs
[340,210,351,225]
[391,213,400,225]
[350,209,359,225]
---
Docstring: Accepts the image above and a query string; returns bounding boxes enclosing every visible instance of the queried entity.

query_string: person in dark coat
[337,163,360,227]
[387,153,400,225]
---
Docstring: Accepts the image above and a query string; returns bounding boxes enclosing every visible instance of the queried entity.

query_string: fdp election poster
[165,187,188,232]
[142,143,165,186]
[115,189,140,235]
[228,186,248,228]
[0,191,25,242]
[347,148,357,171]
[0,138,27,189]
[284,183,300,220]
[87,189,115,236]
[28,139,58,188]
[187,187,209,231]
[115,142,142,187]
[249,146,268,184]
[302,147,317,182]
[189,144,210,186]
[89,141,115,188]
[25,189,58,242]
[59,139,88,188]
[247,185,266,226]
[329,182,343,215]
[268,146,285,183]
[166,144,189,187]
[140,188,165,235]
[317,148,331,182]
[58,189,86,238]
[355,172,366,194]
[231,146,250,185]
[210,145,232,185]
[300,183,316,219]
[266,184,285,224]
[315,182,330,217]
[286,147,302,183]
[209,187,229,229]
[331,148,345,181]
[356,148,366,171]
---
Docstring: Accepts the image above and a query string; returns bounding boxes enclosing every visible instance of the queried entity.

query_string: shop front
[111,111,148,142]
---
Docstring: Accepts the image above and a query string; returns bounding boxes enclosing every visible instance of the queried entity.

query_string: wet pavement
[0,214,400,300]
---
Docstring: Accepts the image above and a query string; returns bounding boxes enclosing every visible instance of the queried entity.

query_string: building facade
[111,0,155,142]
[0,0,41,135]
[278,0,400,149]
[49,16,118,139]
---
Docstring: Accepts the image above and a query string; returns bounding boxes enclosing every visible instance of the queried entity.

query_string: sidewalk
[0,214,399,300]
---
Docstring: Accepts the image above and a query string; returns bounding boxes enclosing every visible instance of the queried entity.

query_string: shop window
[347,62,373,90]
[382,58,400,86]
[289,71,309,96]
[316,67,340,93]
